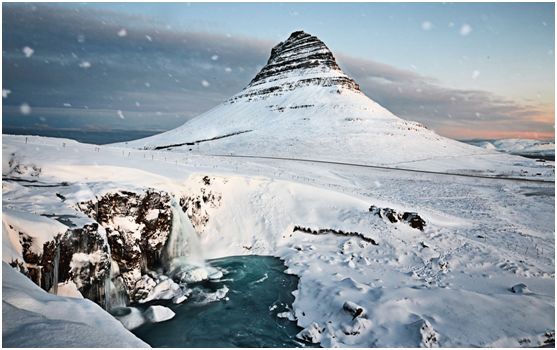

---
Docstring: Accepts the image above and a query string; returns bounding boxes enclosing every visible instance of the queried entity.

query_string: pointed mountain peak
[263,30,339,72]
[229,31,360,102]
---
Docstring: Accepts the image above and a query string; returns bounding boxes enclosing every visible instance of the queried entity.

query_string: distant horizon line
[2,126,554,143]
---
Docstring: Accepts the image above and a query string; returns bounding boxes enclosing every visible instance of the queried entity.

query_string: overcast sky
[2,2,555,140]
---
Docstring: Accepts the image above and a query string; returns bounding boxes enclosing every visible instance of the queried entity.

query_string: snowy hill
[465,138,555,160]
[121,31,546,176]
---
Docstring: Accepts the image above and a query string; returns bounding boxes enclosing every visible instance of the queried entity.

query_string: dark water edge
[511,153,555,161]
[132,256,317,348]
[2,128,162,145]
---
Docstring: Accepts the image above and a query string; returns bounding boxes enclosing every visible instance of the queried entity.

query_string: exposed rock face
[10,223,111,303]
[292,225,378,245]
[369,205,426,231]
[48,224,111,302]
[77,190,173,300]
[8,183,223,307]
[5,152,41,177]
[228,30,360,103]
[179,176,222,233]
[297,322,324,344]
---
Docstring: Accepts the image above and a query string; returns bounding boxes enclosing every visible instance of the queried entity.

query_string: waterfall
[53,241,60,295]
[104,260,128,311]
[104,239,127,311]
[166,197,206,270]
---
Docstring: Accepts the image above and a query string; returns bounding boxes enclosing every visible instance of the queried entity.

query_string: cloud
[336,55,553,138]
[2,3,553,140]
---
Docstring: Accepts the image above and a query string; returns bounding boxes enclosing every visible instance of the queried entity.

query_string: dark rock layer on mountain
[228,30,360,103]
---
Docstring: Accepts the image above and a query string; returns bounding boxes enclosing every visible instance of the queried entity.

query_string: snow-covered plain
[2,133,555,347]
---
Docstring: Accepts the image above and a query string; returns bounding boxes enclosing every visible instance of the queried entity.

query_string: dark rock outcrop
[77,190,173,300]
[293,225,378,245]
[45,223,111,302]
[369,205,426,231]
[10,223,111,304]
[179,177,222,233]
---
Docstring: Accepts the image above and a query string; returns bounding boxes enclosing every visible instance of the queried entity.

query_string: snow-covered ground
[2,134,555,347]
[2,261,148,347]
[465,138,555,160]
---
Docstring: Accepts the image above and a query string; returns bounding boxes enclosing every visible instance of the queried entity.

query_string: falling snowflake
[224,67,232,73]
[20,103,32,115]
[2,89,11,98]
[448,22,455,28]
[211,54,219,61]
[472,70,480,79]
[145,82,151,87]
[63,103,72,107]
[22,46,34,58]
[421,21,433,31]
[145,35,152,42]
[201,80,210,87]
[117,110,125,119]
[77,34,86,43]
[117,29,127,37]
[135,101,141,107]
[79,61,91,69]
[460,24,472,36]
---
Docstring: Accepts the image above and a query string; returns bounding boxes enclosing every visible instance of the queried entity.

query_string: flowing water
[132,255,315,348]
[166,198,206,269]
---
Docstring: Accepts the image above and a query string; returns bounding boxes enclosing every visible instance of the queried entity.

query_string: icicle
[104,260,128,311]
[104,269,111,310]
[103,233,128,311]
[53,241,60,295]
[37,267,42,289]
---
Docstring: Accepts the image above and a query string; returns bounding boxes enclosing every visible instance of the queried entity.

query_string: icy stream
[132,255,315,347]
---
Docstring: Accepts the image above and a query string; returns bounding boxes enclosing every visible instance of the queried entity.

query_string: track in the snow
[209,154,555,184]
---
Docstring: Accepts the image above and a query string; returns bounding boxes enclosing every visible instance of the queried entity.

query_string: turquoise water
[132,256,315,348]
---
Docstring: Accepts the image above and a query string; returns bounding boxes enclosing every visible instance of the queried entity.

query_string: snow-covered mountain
[122,31,540,175]
[2,30,555,348]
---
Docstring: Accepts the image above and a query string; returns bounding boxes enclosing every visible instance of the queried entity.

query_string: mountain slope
[122,31,552,176]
